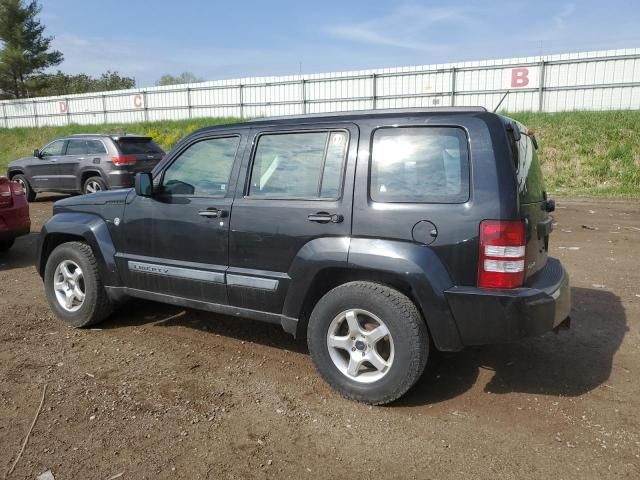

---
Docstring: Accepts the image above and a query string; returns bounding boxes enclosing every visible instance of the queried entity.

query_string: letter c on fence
[511,68,530,88]
[133,94,144,108]
[59,101,67,113]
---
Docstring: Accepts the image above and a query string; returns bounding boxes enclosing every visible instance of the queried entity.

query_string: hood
[8,156,35,168]
[54,189,132,209]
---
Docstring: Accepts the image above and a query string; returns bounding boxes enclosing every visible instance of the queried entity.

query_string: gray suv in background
[7,134,165,201]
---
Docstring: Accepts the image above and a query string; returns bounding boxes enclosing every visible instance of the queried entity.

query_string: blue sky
[40,0,640,87]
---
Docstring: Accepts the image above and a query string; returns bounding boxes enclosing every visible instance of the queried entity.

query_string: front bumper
[445,258,571,346]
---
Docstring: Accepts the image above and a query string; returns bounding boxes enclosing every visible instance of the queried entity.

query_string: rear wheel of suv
[44,241,113,327]
[12,174,36,202]
[83,176,107,194]
[0,238,15,251]
[307,281,429,405]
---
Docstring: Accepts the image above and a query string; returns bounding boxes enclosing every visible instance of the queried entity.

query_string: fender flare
[76,167,107,191]
[282,236,464,352]
[37,212,121,286]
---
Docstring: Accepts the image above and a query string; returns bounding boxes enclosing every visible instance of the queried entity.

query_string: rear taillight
[0,178,12,206]
[111,156,137,166]
[478,220,526,289]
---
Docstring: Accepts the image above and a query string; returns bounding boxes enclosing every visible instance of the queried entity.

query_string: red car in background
[0,177,30,251]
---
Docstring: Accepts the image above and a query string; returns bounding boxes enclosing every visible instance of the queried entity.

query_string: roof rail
[247,106,487,123]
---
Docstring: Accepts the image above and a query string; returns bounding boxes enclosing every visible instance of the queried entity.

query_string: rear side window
[514,133,545,204]
[249,131,348,199]
[86,140,107,154]
[116,137,164,155]
[370,127,469,203]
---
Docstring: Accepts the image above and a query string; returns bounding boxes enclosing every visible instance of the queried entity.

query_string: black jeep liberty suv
[36,107,571,405]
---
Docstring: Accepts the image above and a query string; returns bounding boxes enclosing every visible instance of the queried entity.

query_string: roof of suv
[64,134,151,140]
[192,106,490,136]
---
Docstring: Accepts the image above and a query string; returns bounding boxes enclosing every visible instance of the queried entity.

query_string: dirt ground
[0,195,638,480]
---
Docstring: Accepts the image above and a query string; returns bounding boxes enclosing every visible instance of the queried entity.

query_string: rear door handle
[308,212,344,224]
[199,208,228,218]
[49,159,57,163]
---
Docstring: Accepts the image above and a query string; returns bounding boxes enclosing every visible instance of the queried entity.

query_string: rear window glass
[370,127,469,203]
[116,138,164,155]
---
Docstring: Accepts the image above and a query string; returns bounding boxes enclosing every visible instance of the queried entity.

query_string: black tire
[83,176,107,194]
[12,174,36,202]
[0,238,15,251]
[307,281,429,405]
[44,241,113,327]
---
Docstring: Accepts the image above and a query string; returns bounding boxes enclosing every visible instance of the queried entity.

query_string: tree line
[0,0,203,100]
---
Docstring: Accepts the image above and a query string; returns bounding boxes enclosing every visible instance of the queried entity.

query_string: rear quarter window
[370,127,469,203]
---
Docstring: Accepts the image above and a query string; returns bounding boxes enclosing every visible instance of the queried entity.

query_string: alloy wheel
[326,309,394,383]
[53,260,86,312]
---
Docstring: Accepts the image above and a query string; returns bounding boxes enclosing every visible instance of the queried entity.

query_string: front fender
[37,212,121,286]
[348,238,463,351]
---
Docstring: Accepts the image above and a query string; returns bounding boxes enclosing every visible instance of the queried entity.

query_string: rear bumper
[0,206,30,240]
[106,170,135,189]
[445,258,571,346]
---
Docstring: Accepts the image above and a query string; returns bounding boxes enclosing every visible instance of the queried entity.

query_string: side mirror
[135,172,153,197]
[33,149,42,158]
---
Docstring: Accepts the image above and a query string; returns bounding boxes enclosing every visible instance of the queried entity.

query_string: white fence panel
[1,48,639,129]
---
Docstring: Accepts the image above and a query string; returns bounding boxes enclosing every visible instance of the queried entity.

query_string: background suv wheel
[307,281,429,405]
[12,174,36,202]
[83,176,107,194]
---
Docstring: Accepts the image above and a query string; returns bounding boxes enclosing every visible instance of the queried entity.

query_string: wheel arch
[38,213,121,287]
[7,168,24,179]
[284,237,464,352]
[78,169,107,192]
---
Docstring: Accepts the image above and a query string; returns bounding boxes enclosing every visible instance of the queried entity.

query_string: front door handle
[199,208,228,218]
[49,159,57,163]
[308,212,344,224]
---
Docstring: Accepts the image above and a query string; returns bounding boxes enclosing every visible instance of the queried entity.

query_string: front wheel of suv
[83,176,107,194]
[12,174,36,202]
[44,241,113,327]
[307,281,429,405]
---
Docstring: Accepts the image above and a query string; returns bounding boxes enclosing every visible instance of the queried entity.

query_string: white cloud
[552,3,577,28]
[325,4,473,52]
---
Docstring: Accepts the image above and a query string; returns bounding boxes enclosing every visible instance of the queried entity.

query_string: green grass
[509,111,640,198]
[1,111,639,198]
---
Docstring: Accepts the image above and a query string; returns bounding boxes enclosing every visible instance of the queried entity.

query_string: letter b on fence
[511,68,530,88]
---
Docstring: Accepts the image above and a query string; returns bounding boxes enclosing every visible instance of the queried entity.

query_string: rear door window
[248,131,348,199]
[370,127,469,203]
[66,140,88,155]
